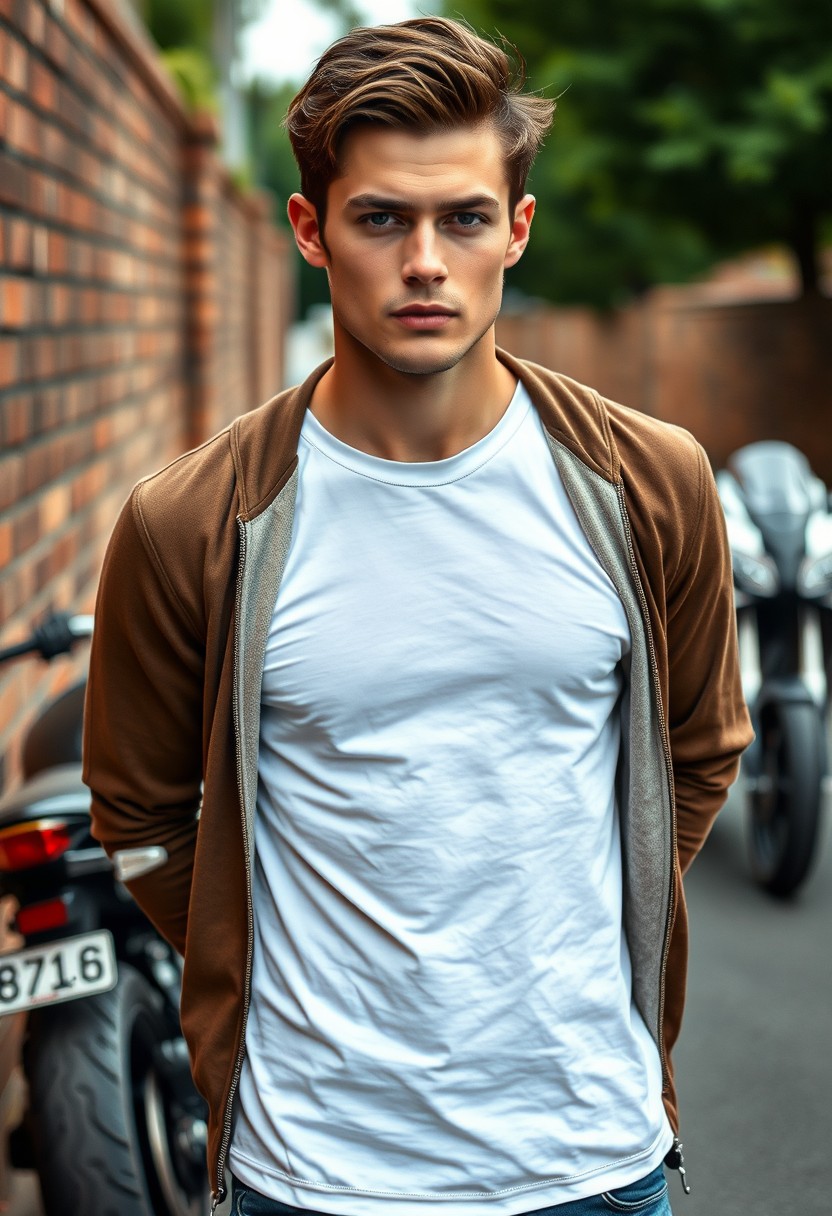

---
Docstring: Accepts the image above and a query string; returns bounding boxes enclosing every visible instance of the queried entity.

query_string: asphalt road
[671,775,832,1216]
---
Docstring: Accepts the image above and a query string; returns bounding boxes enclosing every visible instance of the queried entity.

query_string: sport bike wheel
[747,699,825,897]
[26,964,207,1216]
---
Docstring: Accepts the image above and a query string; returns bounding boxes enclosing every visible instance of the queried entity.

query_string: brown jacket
[84,351,753,1203]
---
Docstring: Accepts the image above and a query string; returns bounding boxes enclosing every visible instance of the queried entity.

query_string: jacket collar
[230,349,619,522]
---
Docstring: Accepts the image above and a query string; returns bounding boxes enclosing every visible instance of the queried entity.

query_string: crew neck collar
[300,380,530,487]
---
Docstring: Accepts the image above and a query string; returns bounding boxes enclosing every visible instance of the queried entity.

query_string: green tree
[247,78,330,316]
[139,0,267,114]
[245,2,374,316]
[446,0,832,306]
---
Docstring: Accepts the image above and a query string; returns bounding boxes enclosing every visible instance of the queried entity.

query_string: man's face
[289,123,534,377]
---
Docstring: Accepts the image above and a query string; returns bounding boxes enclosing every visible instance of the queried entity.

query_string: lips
[390,304,457,329]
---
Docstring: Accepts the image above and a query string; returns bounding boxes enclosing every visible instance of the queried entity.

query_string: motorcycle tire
[25,963,206,1216]
[747,699,826,897]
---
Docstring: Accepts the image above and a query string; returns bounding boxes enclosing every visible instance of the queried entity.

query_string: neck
[309,329,517,462]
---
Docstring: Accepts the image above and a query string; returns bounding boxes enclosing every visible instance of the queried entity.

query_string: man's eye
[365,213,393,227]
[453,213,483,228]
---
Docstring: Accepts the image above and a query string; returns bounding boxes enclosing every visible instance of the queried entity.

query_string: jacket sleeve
[665,444,754,873]
[83,488,205,954]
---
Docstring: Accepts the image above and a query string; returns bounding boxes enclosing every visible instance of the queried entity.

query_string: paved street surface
[672,776,831,1216]
[5,775,830,1216]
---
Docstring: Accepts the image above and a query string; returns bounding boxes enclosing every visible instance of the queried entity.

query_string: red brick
[46,230,66,275]
[0,674,25,748]
[63,0,90,45]
[6,97,35,157]
[34,387,61,432]
[29,279,47,326]
[0,338,20,389]
[0,521,11,567]
[32,224,48,275]
[30,58,54,110]
[0,393,32,446]
[7,218,32,271]
[43,14,69,73]
[29,171,58,219]
[12,503,39,558]
[26,0,46,48]
[5,33,26,91]
[0,276,31,328]
[0,153,26,209]
[46,282,68,326]
[39,483,71,532]
[93,415,113,450]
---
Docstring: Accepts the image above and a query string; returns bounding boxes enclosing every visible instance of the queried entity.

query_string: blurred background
[0,1,830,1213]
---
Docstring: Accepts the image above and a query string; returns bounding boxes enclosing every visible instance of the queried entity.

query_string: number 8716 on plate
[0,930,117,1014]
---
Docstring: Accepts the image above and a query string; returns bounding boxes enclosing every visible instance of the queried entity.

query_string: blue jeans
[231,1165,672,1216]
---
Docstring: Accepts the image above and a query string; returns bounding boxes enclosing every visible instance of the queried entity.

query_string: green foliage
[142,0,269,113]
[247,80,331,316]
[159,47,218,112]
[141,0,269,51]
[243,1,379,317]
[141,0,214,53]
[445,0,832,304]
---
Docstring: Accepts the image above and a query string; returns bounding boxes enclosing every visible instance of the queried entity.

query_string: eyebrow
[345,194,502,214]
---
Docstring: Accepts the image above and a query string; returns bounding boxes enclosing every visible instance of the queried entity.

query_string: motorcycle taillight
[0,820,72,871]
[16,897,70,935]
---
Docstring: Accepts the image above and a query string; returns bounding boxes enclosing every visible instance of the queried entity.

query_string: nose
[401,222,447,284]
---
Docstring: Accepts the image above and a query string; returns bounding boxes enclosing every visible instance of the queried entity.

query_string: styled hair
[285,17,554,223]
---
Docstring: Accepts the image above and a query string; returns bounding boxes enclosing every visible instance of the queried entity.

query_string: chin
[373,333,489,378]
[380,350,468,377]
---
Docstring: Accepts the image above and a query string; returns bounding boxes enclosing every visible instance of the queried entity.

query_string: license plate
[0,930,117,1015]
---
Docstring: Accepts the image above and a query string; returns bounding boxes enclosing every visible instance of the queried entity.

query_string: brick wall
[497,290,832,481]
[0,0,293,794]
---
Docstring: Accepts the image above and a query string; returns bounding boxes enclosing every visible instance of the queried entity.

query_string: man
[84,17,752,1216]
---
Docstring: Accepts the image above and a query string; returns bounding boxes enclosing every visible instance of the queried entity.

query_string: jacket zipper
[614,483,677,1092]
[665,1135,692,1195]
[211,519,255,1211]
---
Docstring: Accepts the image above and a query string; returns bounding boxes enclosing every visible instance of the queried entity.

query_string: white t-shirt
[229,382,671,1213]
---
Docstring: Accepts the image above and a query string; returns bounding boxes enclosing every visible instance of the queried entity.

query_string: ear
[504,194,536,269]
[287,193,329,268]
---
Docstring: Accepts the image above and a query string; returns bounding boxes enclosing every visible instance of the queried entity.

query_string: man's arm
[665,443,754,873]
[83,489,205,955]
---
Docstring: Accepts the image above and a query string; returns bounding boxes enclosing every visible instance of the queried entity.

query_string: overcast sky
[240,1,438,85]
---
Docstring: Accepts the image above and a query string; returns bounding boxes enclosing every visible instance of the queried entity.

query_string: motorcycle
[717,441,832,897]
[0,613,208,1215]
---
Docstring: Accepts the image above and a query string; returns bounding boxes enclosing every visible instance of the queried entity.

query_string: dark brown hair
[285,17,554,224]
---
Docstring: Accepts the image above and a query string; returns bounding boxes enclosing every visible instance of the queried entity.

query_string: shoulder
[603,394,702,481]
[131,427,238,546]
[131,381,308,541]
[509,354,713,589]
[603,394,717,595]
[104,385,305,631]
[506,352,703,494]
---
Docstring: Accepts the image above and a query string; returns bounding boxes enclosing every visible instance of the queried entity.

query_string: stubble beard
[347,301,504,379]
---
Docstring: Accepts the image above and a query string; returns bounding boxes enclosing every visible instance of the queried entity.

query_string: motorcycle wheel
[26,964,207,1216]
[747,699,826,897]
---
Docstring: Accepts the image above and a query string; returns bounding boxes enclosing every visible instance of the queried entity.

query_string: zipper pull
[664,1135,692,1195]
[210,1186,227,1214]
